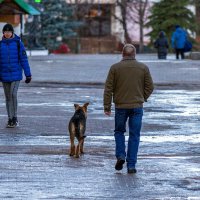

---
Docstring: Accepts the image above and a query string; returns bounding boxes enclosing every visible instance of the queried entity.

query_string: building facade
[66,0,152,53]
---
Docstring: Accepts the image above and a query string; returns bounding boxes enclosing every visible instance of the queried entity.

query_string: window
[79,4,111,37]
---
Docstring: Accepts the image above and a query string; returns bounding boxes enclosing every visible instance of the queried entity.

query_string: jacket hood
[159,31,165,38]
[176,27,184,33]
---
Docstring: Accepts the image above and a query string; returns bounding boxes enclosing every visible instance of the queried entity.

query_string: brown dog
[68,103,89,158]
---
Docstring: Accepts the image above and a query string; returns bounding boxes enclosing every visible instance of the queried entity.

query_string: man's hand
[25,76,31,84]
[104,111,111,116]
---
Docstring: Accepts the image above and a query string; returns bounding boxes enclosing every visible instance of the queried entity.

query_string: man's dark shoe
[115,159,125,171]
[128,168,137,174]
[6,119,14,128]
[12,117,19,127]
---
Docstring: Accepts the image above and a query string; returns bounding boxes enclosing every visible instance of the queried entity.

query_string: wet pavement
[28,54,200,86]
[0,54,200,199]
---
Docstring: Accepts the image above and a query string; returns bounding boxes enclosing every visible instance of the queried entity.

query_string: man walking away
[104,44,154,174]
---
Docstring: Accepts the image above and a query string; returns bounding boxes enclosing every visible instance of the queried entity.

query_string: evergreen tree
[27,0,82,51]
[146,0,196,45]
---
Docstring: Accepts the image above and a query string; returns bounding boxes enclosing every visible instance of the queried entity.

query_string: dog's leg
[70,135,75,156]
[80,139,84,154]
[75,143,80,158]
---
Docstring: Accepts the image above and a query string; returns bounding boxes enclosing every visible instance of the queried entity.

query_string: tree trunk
[123,23,132,43]
[117,0,132,43]
[138,0,148,53]
[196,0,200,41]
[139,22,144,53]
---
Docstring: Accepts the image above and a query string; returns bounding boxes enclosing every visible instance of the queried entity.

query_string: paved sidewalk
[29,54,200,87]
[0,54,199,199]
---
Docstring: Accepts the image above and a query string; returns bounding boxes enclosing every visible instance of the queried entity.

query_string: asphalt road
[0,54,199,199]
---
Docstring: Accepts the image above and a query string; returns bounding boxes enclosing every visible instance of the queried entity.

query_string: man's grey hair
[122,44,136,56]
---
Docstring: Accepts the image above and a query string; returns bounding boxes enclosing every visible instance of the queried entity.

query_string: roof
[0,0,40,15]
[66,0,116,4]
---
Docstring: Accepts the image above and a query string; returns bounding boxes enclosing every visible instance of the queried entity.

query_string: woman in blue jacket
[171,25,187,59]
[0,24,32,128]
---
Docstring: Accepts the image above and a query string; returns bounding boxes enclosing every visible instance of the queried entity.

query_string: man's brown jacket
[104,57,154,112]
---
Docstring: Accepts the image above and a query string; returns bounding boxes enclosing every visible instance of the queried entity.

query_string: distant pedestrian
[171,25,187,59]
[154,31,169,59]
[0,23,32,128]
[103,44,154,174]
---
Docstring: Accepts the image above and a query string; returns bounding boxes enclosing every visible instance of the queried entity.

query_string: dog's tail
[74,121,86,140]
[75,125,80,139]
[75,129,87,140]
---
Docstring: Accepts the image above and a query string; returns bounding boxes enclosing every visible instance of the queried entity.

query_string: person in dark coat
[0,24,32,128]
[154,31,169,59]
[171,25,187,59]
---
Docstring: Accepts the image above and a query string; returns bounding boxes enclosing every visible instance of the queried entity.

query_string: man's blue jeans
[114,107,143,169]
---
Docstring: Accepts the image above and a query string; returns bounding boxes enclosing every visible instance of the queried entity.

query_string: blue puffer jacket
[0,34,31,82]
[171,27,187,49]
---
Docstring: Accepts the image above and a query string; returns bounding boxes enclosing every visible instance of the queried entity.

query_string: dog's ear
[74,104,79,110]
[82,102,89,112]
[83,102,89,108]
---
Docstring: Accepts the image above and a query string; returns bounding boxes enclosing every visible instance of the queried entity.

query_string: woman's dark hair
[2,23,14,33]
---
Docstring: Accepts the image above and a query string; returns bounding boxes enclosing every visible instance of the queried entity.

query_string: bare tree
[128,0,149,53]
[113,0,150,52]
[114,0,132,43]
